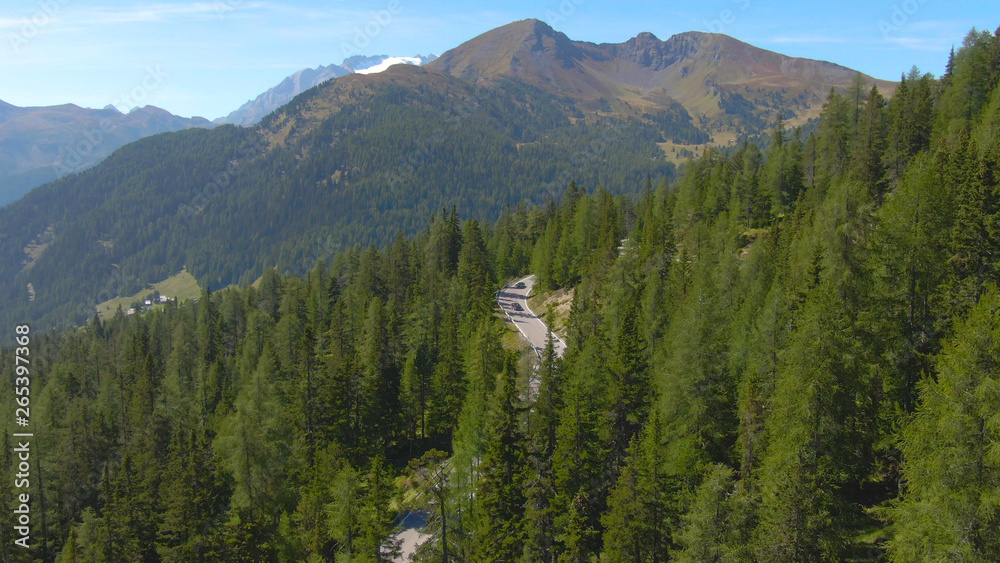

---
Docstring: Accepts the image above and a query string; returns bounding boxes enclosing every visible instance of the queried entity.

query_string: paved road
[497,275,566,360]
[393,276,566,563]
[391,512,431,562]
[392,276,565,562]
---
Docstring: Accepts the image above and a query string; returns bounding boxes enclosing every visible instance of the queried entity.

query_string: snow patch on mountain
[216,54,438,126]
[355,56,426,74]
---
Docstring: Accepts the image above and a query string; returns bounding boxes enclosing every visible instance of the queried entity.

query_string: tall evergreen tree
[886,286,1000,561]
[473,356,527,562]
[602,413,675,562]
[851,85,889,198]
[606,280,651,467]
[522,331,563,563]
[673,464,739,563]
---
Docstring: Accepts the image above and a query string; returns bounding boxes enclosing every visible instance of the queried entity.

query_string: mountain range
[430,20,893,142]
[0,102,211,207]
[214,53,437,126]
[0,54,436,207]
[0,19,894,330]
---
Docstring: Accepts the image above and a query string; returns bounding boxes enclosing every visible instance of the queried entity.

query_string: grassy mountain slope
[430,20,895,141]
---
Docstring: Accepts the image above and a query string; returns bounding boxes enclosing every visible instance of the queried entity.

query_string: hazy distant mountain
[0,102,211,206]
[0,99,17,124]
[215,54,437,126]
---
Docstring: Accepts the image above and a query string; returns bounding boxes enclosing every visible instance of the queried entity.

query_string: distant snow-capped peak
[215,54,437,126]
[355,56,427,75]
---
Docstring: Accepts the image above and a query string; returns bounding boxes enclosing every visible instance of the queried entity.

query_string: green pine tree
[886,286,1000,561]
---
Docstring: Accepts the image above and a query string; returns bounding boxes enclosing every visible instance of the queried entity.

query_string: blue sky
[1,0,997,120]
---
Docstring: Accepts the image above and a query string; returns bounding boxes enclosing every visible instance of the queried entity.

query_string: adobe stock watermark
[51,65,168,178]
[177,133,269,225]
[288,234,344,278]
[540,0,586,26]
[213,0,244,19]
[74,266,138,321]
[6,0,70,53]
[110,65,169,113]
[533,119,629,206]
[704,0,751,35]
[878,0,930,40]
[381,85,490,188]
[381,128,448,188]
[341,0,403,59]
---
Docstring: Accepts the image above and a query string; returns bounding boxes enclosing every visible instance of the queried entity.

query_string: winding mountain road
[497,275,566,360]
[392,275,565,562]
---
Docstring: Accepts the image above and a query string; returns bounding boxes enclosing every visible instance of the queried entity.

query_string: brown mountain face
[261,19,895,166]
[429,19,895,148]
[0,99,19,124]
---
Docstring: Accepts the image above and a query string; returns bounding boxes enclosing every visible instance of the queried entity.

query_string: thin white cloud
[879,19,971,51]
[253,2,397,22]
[0,18,24,30]
[906,19,967,33]
[885,36,956,51]
[75,2,267,24]
[190,62,309,70]
[0,2,268,30]
[770,34,848,44]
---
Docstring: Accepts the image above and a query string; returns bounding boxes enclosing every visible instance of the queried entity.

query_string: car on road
[515,282,526,289]
[512,303,523,311]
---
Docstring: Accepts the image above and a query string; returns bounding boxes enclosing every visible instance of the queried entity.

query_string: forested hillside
[0,20,894,335]
[2,26,1000,563]
[0,102,212,207]
[0,69,673,332]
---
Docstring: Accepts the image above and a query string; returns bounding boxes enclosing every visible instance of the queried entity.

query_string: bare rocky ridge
[429,19,895,138]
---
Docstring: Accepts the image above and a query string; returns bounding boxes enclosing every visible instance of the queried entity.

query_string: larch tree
[887,286,1000,562]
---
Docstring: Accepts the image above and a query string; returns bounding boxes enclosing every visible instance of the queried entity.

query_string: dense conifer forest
[0,75,674,333]
[2,27,1000,562]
